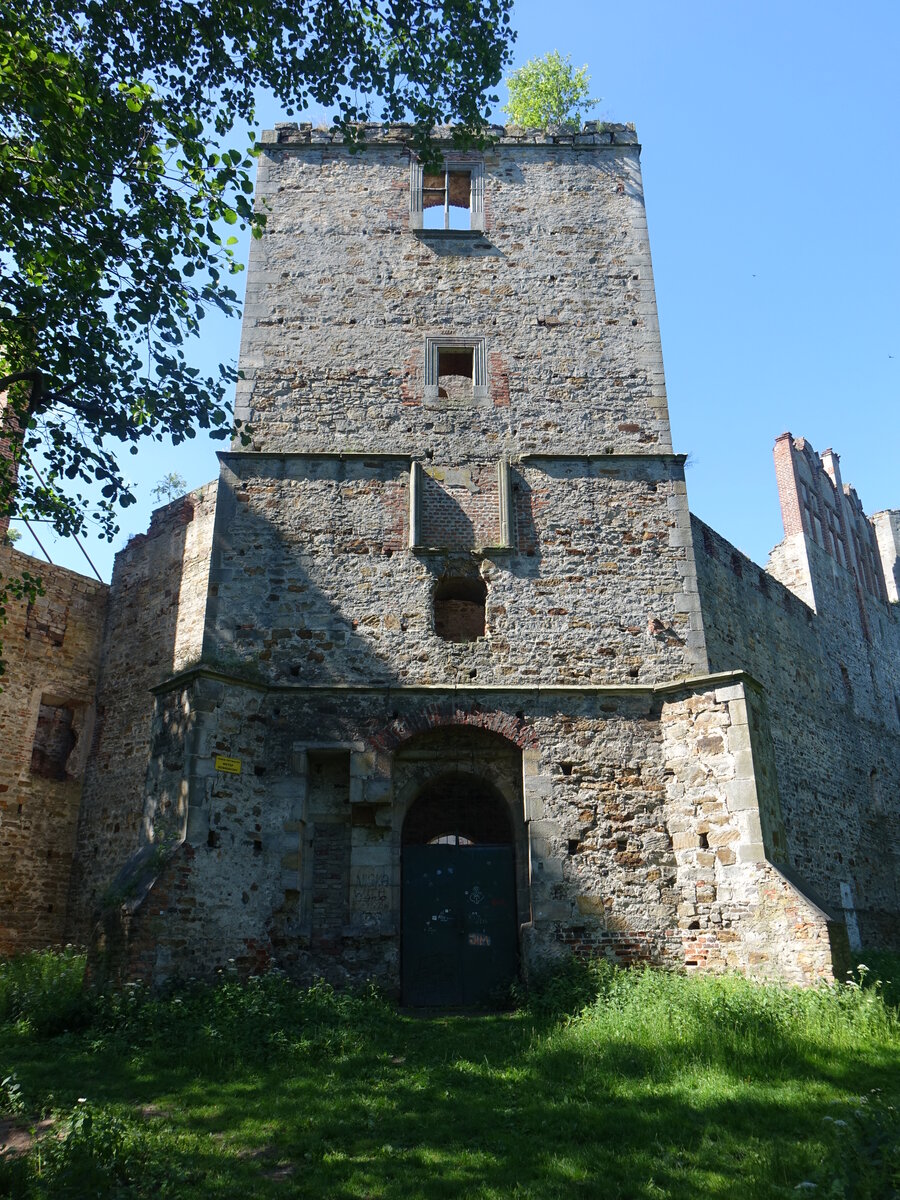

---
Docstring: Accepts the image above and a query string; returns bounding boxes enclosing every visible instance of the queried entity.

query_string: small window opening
[427,832,475,846]
[422,168,472,230]
[437,346,474,401]
[30,700,75,780]
[433,575,486,642]
[559,762,574,777]
[698,832,709,849]
[567,839,580,856]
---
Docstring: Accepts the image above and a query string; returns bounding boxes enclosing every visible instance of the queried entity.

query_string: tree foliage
[0,0,515,547]
[150,472,188,505]
[502,50,598,130]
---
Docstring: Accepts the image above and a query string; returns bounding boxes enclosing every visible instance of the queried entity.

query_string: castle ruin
[1,123,897,1002]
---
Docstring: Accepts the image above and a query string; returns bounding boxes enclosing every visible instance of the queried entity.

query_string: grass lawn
[1,952,898,1198]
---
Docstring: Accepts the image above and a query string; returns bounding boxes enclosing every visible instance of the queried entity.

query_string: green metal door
[402,844,517,1007]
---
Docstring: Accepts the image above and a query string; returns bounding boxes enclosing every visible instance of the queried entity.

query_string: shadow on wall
[66,490,213,940]
[511,468,541,566]
[201,459,522,688]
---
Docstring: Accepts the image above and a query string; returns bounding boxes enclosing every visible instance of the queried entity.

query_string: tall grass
[0,947,88,1036]
[85,971,395,1071]
[1,949,898,1199]
[531,955,898,1070]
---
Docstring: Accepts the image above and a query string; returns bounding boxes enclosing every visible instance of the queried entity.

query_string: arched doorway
[401,772,518,1007]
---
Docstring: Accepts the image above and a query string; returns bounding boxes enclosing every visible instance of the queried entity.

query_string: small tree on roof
[502,51,600,130]
[150,473,188,506]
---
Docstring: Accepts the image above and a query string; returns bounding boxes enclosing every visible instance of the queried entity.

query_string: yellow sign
[214,755,242,774]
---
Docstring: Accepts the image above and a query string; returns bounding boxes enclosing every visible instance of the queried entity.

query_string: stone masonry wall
[0,545,107,952]
[692,514,900,947]
[213,125,707,696]
[81,127,865,991]
[873,509,900,604]
[203,452,706,689]
[94,666,835,990]
[67,483,217,940]
[658,680,838,983]
[235,125,671,460]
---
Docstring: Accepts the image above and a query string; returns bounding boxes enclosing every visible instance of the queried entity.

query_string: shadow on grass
[1,978,897,1200]
[160,1013,898,1199]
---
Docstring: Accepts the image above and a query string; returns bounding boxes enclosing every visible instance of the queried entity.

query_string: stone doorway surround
[401,772,518,1006]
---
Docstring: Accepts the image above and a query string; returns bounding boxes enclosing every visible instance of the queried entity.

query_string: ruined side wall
[67,483,217,940]
[692,515,900,946]
[0,546,107,952]
[873,509,900,604]
[773,434,888,603]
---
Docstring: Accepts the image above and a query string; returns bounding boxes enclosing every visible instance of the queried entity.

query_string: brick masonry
[1,124,895,992]
[0,546,107,952]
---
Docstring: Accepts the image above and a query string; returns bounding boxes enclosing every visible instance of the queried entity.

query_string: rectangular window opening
[423,335,487,403]
[437,346,474,401]
[422,167,472,230]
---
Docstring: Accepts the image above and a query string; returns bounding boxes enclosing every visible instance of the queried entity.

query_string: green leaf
[0,0,516,566]
[502,51,598,129]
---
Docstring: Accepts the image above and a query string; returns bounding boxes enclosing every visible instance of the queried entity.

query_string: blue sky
[14,0,898,579]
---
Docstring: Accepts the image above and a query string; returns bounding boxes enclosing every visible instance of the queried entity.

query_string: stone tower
[77,123,847,996]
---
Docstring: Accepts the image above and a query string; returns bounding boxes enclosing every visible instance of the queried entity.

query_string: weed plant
[0,947,89,1037]
[0,950,897,1198]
